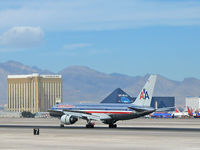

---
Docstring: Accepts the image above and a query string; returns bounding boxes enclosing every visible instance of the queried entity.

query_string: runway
[1,124,200,132]
[0,118,200,150]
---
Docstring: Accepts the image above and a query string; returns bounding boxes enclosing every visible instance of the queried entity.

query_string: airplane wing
[48,109,64,117]
[49,109,111,121]
[63,110,101,121]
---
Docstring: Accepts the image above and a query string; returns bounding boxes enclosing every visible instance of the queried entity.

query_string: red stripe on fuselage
[85,111,132,114]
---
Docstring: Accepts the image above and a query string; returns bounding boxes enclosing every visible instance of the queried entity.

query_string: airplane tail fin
[191,107,194,113]
[133,75,157,107]
[187,107,193,116]
[175,108,180,113]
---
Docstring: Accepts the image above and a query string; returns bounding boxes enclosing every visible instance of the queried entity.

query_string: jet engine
[61,115,78,125]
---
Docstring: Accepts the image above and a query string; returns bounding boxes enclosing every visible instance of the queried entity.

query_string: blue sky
[0,0,200,81]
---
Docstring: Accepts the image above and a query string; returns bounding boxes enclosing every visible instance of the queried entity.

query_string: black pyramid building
[100,88,134,103]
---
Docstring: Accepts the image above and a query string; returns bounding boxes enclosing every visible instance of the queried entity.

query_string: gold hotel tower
[7,74,62,113]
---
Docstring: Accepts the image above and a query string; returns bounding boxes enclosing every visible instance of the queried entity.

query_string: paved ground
[0,118,200,150]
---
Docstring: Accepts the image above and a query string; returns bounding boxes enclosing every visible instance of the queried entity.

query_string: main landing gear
[86,122,95,128]
[109,124,117,128]
[60,124,64,128]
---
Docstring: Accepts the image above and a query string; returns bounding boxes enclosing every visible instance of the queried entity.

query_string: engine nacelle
[61,115,78,125]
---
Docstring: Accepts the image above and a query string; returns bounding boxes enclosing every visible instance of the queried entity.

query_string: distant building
[7,74,62,113]
[131,97,175,109]
[150,97,175,110]
[186,97,200,112]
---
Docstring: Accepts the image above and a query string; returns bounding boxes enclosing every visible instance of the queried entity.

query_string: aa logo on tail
[140,89,149,100]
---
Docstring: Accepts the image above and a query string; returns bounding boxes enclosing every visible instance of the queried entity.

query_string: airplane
[149,112,172,118]
[187,107,200,118]
[187,107,193,117]
[171,107,188,118]
[49,75,157,128]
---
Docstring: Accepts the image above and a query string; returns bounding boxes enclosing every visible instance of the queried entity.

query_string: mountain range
[1,60,200,106]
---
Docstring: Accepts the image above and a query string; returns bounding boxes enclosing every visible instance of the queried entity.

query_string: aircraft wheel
[86,124,94,128]
[60,124,64,128]
[109,124,117,128]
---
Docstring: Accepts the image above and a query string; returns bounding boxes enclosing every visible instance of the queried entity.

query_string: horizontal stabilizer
[128,107,155,112]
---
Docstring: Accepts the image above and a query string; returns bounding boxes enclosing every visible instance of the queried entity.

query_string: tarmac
[0,118,200,150]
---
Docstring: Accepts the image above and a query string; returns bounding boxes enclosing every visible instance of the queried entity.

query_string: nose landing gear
[109,124,117,128]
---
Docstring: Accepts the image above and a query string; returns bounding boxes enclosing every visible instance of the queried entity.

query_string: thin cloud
[63,43,92,50]
[0,26,44,48]
[0,0,200,31]
[0,48,17,52]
